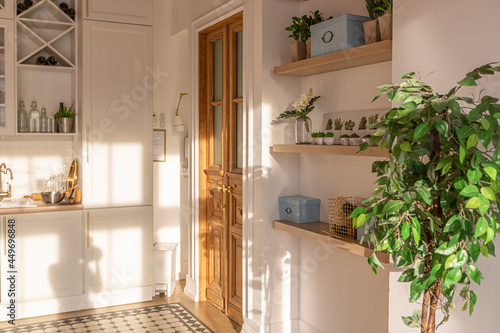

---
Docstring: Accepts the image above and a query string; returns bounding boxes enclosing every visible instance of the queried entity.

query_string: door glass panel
[236,31,243,98]
[0,27,4,128]
[213,39,222,101]
[213,104,222,166]
[236,102,243,169]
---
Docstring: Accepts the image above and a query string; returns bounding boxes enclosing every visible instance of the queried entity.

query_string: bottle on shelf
[48,116,55,133]
[29,100,40,133]
[67,8,76,20]
[17,100,29,133]
[59,2,69,13]
[47,56,58,66]
[40,107,48,133]
[24,0,33,8]
[17,3,25,15]
[35,56,46,65]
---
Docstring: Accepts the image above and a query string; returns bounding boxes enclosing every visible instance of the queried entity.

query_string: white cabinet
[82,20,153,208]
[0,211,83,304]
[0,18,15,135]
[84,206,153,293]
[0,1,13,19]
[84,0,152,26]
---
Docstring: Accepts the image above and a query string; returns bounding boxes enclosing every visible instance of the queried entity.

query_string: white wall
[389,0,500,332]
[0,136,76,198]
[152,0,191,279]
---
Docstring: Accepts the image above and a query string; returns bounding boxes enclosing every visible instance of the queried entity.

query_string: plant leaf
[458,77,477,86]
[475,217,488,237]
[467,134,479,150]
[413,124,429,140]
[466,197,481,209]
[444,267,462,286]
[381,200,404,215]
[460,185,479,198]
[483,166,497,181]
[467,264,483,285]
[436,120,449,137]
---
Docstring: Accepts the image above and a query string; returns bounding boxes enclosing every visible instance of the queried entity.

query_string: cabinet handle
[87,212,90,248]
[3,217,6,256]
[86,125,90,163]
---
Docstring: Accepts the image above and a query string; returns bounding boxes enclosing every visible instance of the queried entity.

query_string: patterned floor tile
[2,303,213,333]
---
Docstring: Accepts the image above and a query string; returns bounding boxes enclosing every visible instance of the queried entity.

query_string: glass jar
[295,117,312,144]
[17,100,29,133]
[29,100,40,133]
[40,107,48,133]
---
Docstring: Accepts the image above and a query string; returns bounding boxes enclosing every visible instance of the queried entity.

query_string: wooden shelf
[274,40,392,77]
[273,219,390,264]
[271,144,389,157]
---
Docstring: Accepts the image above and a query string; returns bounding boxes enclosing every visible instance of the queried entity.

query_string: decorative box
[311,14,370,58]
[278,195,320,223]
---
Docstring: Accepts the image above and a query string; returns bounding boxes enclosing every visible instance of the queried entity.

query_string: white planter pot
[324,137,334,145]
[340,137,350,146]
[333,130,342,144]
[315,137,324,145]
[349,137,362,146]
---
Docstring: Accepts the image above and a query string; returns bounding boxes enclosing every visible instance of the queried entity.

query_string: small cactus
[334,117,344,130]
[358,116,367,130]
[325,118,333,131]
[344,120,355,131]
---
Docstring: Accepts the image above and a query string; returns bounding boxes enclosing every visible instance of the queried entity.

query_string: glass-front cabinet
[0,18,15,136]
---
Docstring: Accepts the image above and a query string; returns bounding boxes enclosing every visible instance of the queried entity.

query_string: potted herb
[358,116,368,136]
[340,134,350,146]
[334,117,344,144]
[373,0,392,41]
[285,15,309,62]
[364,0,381,44]
[315,131,326,145]
[349,132,361,146]
[367,113,379,135]
[352,64,500,332]
[275,88,321,144]
[54,103,76,133]
[325,131,334,145]
[344,120,355,135]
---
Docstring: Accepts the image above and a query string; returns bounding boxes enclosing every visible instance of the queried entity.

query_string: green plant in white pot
[352,63,500,332]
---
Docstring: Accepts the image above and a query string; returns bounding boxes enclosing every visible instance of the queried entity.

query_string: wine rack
[16,0,78,135]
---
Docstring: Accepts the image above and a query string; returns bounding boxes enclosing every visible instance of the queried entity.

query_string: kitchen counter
[0,202,84,215]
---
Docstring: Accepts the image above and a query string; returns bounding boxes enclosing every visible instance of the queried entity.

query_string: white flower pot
[315,137,324,145]
[340,137,350,146]
[324,137,334,145]
[349,137,362,146]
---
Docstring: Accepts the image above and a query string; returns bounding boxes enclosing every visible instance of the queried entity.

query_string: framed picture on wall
[153,129,166,162]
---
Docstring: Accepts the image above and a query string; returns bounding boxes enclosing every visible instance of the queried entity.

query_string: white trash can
[153,242,177,297]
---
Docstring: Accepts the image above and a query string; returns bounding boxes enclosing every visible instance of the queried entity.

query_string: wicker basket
[327,197,365,240]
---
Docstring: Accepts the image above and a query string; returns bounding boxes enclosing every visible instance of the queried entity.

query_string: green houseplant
[54,103,76,133]
[276,88,321,144]
[352,63,500,332]
[285,15,309,61]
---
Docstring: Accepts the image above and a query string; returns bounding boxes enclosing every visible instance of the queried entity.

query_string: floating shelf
[273,219,390,264]
[274,40,392,77]
[271,144,389,157]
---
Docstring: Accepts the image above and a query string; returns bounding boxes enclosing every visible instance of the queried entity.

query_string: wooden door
[199,13,243,325]
[82,20,153,208]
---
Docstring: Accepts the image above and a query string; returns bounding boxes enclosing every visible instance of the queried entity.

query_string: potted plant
[314,131,326,145]
[325,118,333,131]
[324,131,334,145]
[349,132,361,146]
[340,134,350,146]
[352,63,500,332]
[285,15,310,62]
[275,88,321,144]
[367,113,379,135]
[373,0,392,41]
[334,117,344,145]
[54,103,76,133]
[363,0,382,44]
[358,116,367,136]
[344,120,355,135]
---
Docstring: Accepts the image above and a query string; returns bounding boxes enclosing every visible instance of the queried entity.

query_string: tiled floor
[0,281,242,333]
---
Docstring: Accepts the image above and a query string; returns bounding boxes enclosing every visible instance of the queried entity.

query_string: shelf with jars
[15,0,78,135]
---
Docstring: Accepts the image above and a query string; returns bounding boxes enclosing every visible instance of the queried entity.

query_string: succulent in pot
[315,131,326,145]
[324,131,334,145]
[340,134,350,146]
[349,132,362,146]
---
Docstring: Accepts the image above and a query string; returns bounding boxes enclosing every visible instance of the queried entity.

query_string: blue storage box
[311,14,370,58]
[279,195,320,223]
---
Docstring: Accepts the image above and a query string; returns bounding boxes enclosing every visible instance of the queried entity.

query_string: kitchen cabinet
[0,211,83,305]
[84,0,152,26]
[0,18,15,135]
[82,20,153,208]
[0,1,13,19]
[16,0,78,135]
[84,206,153,293]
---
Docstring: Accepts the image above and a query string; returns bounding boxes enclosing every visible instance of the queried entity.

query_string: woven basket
[327,197,365,240]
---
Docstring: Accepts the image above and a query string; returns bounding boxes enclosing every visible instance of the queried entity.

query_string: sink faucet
[0,163,13,201]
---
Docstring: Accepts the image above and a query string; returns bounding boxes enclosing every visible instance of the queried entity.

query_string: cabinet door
[84,206,153,293]
[1,212,83,304]
[82,20,153,208]
[0,18,15,135]
[0,1,13,19]
[84,0,152,26]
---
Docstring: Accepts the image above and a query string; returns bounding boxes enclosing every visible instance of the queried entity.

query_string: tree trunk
[420,280,443,333]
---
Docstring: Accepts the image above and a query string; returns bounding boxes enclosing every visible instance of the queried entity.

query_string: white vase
[350,137,362,146]
[316,137,324,145]
[340,137,350,146]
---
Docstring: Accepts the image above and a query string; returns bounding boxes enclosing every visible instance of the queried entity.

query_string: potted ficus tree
[351,63,500,332]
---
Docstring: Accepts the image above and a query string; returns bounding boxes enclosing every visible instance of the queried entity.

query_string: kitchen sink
[0,199,38,209]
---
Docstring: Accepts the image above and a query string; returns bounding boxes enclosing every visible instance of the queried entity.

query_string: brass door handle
[222,204,226,212]
[217,185,223,192]
[226,186,232,193]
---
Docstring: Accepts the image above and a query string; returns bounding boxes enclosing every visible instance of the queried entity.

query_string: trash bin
[153,242,177,297]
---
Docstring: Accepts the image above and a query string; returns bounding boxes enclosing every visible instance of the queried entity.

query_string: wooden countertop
[0,202,84,215]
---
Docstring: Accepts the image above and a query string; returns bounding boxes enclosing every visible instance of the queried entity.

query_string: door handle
[222,204,226,212]
[217,185,223,192]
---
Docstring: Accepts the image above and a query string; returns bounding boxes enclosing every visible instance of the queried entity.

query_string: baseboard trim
[1,286,153,322]
[183,274,198,301]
